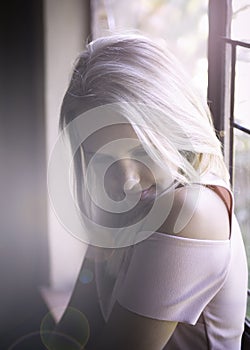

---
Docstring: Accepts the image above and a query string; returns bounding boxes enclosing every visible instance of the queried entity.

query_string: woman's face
[82,123,172,227]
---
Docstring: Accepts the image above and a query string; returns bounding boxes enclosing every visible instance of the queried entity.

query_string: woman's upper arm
[91,301,177,350]
[159,184,231,240]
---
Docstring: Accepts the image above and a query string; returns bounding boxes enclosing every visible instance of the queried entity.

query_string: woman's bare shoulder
[158,184,230,241]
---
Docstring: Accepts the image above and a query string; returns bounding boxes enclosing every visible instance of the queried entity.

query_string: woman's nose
[119,159,141,190]
[123,177,141,193]
[104,159,141,200]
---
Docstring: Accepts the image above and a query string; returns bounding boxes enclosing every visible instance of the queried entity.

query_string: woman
[49,34,248,349]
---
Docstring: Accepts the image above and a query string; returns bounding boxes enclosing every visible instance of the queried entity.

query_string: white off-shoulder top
[84,173,248,349]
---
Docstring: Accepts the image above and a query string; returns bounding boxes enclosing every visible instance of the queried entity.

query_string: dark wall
[0,0,50,347]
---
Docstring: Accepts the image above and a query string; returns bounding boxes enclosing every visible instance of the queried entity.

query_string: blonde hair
[60,33,230,204]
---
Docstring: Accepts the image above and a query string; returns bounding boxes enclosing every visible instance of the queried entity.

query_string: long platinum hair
[61,33,229,188]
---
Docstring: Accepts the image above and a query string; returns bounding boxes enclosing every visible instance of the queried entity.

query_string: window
[230,0,250,323]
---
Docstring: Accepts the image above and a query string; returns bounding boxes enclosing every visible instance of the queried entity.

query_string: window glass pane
[91,0,208,96]
[232,3,250,312]
[234,47,250,130]
[234,130,250,319]
[232,0,250,40]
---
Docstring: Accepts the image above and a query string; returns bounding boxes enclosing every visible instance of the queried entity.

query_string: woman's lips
[140,185,156,200]
[123,184,157,203]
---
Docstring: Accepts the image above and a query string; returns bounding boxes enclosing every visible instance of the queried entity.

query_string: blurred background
[0,0,249,348]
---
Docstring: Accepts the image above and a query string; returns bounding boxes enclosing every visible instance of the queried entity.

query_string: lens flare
[40,307,90,350]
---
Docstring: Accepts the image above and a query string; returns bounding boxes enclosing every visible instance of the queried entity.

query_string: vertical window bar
[229,43,236,187]
[207,0,232,145]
